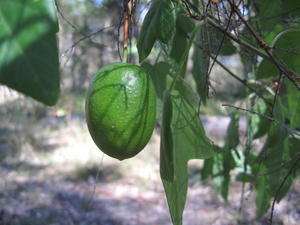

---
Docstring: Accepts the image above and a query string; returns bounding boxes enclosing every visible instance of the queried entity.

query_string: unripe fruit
[85,63,156,160]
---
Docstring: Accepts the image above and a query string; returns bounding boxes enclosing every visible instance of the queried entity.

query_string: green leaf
[257,29,300,79]
[236,172,255,183]
[285,80,300,130]
[0,0,60,106]
[201,157,214,181]
[256,59,279,79]
[192,27,210,105]
[160,91,215,225]
[254,0,283,30]
[170,9,194,66]
[273,98,286,123]
[254,0,300,32]
[254,124,294,218]
[137,0,176,62]
[252,99,271,139]
[142,62,170,99]
[143,60,200,121]
[268,78,300,131]
[142,62,171,122]
[282,0,300,14]
[191,0,199,6]
[160,91,175,181]
[289,137,300,163]
[211,115,239,201]
[205,25,237,56]
[192,23,236,104]
[176,11,195,34]
[224,113,240,150]
[255,166,271,219]
[260,128,290,199]
[170,31,188,69]
[212,151,235,201]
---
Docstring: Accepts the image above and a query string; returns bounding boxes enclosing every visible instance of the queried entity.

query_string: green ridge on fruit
[85,63,156,160]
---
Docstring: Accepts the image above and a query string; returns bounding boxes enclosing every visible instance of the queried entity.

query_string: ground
[0,94,299,225]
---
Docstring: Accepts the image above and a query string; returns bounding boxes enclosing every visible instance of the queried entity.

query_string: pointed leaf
[176,11,195,34]
[170,7,194,65]
[254,124,293,218]
[211,114,238,201]
[160,91,215,225]
[160,91,174,182]
[212,151,235,201]
[201,157,214,181]
[192,28,210,104]
[251,99,271,139]
[224,113,240,150]
[137,0,176,62]
[255,166,271,219]
[142,61,171,122]
[170,31,189,71]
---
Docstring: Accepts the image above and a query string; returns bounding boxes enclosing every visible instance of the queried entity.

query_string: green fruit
[85,63,156,160]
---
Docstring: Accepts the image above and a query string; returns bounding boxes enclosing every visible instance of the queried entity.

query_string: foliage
[1,0,300,225]
[137,0,300,224]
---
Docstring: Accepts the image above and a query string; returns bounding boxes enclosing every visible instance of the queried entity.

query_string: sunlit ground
[0,89,299,225]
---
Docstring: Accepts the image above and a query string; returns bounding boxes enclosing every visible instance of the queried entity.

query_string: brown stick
[123,0,132,62]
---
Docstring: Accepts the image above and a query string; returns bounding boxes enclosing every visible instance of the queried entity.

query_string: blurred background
[0,0,299,224]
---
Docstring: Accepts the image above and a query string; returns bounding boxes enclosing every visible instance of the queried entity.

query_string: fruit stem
[122,0,132,63]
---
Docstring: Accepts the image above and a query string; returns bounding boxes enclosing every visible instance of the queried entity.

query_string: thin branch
[228,0,300,90]
[205,16,271,60]
[63,25,115,55]
[182,0,272,60]
[222,104,300,136]
[183,0,300,90]
[181,0,203,20]
[228,0,271,51]
[55,0,106,47]
[192,37,273,106]
[60,25,115,69]
[207,3,234,85]
[54,0,82,34]
[216,58,272,106]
